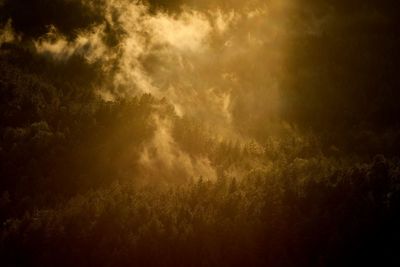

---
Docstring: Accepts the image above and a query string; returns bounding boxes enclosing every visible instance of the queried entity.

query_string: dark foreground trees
[1,155,399,267]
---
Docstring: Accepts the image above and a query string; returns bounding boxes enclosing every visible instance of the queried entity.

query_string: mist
[12,0,292,181]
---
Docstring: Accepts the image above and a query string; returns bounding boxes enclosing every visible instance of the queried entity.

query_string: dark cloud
[280,0,400,132]
[0,0,103,39]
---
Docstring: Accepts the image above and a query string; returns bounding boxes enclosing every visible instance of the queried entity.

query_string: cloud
[0,19,19,45]
[139,114,217,182]
[147,10,212,51]
[0,0,104,38]
[27,0,291,181]
[34,24,108,62]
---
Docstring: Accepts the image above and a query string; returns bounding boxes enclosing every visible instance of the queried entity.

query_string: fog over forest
[0,1,399,266]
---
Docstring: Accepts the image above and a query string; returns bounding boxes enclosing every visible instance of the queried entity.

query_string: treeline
[0,48,158,217]
[0,44,326,220]
[1,155,400,266]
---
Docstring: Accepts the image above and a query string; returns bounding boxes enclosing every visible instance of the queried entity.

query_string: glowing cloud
[0,19,19,45]
[29,0,290,181]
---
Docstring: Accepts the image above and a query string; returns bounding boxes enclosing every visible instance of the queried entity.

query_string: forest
[0,0,399,266]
